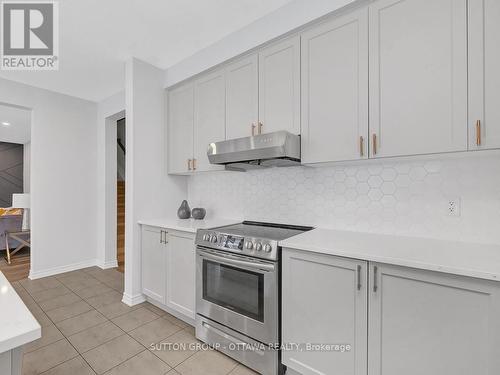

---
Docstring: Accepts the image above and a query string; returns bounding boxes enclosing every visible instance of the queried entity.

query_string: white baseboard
[29,259,98,280]
[122,292,146,306]
[97,259,118,269]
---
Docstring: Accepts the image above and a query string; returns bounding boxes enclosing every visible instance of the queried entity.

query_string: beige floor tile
[163,313,189,329]
[41,356,96,375]
[166,370,180,375]
[82,335,144,374]
[23,324,64,353]
[111,307,159,332]
[26,303,54,327]
[56,309,108,336]
[16,288,38,307]
[129,317,182,346]
[21,276,63,294]
[75,283,114,299]
[46,300,93,322]
[68,321,124,353]
[63,277,103,292]
[103,350,171,375]
[22,339,78,375]
[175,349,238,375]
[228,364,259,375]
[39,292,82,312]
[85,290,123,309]
[143,303,167,317]
[97,301,142,319]
[102,279,124,292]
[30,285,72,302]
[150,328,200,368]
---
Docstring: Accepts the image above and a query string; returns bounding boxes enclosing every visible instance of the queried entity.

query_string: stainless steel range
[195,221,312,375]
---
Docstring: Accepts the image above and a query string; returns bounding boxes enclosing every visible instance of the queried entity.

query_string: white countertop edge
[0,328,41,354]
[138,218,240,233]
[281,242,500,282]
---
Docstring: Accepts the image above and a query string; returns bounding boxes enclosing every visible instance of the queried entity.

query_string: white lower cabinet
[282,249,368,375]
[141,226,167,303]
[141,226,196,321]
[282,249,500,375]
[166,232,196,319]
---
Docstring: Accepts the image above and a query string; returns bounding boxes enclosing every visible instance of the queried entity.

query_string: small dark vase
[177,200,191,219]
[192,208,206,220]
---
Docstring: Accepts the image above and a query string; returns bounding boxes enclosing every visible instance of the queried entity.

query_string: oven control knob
[245,241,254,250]
[264,244,272,253]
[255,242,263,251]
[210,235,217,243]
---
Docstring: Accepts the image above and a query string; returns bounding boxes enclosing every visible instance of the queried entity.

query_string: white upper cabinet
[258,36,300,135]
[225,54,259,140]
[168,83,194,174]
[194,70,226,172]
[301,9,369,163]
[369,0,468,158]
[468,0,500,150]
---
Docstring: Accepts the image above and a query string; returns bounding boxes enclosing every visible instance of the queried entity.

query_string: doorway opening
[117,118,125,273]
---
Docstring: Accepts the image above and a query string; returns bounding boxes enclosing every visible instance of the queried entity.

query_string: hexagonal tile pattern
[188,152,500,244]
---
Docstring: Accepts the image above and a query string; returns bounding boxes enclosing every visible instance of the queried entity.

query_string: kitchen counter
[279,228,500,282]
[0,271,41,354]
[138,217,239,233]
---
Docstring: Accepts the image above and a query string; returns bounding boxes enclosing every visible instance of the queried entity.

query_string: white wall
[23,143,30,194]
[165,0,358,86]
[0,78,98,278]
[97,91,125,269]
[188,151,500,245]
[123,58,186,305]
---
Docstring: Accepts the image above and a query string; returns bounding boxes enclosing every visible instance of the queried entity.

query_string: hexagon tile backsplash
[188,151,500,245]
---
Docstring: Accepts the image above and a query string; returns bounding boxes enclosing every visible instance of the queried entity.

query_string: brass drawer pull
[372,134,377,155]
[258,122,263,135]
[193,158,197,170]
[251,123,256,136]
[187,159,192,171]
[359,136,364,157]
[476,120,481,146]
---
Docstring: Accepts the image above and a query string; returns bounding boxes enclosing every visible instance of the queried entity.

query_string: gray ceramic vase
[177,200,191,219]
[192,208,206,220]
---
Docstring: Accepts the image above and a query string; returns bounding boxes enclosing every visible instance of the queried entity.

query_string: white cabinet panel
[194,70,226,172]
[141,226,166,304]
[468,0,500,150]
[369,0,467,158]
[259,36,300,135]
[166,232,196,319]
[225,54,258,140]
[168,83,194,174]
[368,263,500,375]
[301,9,369,163]
[282,249,368,375]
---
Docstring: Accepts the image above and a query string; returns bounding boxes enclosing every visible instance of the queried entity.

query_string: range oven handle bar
[197,249,276,272]
[201,321,265,356]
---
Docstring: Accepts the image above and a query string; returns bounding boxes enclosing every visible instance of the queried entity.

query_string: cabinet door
[258,36,300,135]
[166,232,196,319]
[301,9,369,163]
[168,83,194,174]
[369,0,467,158]
[282,249,368,375]
[194,70,226,172]
[225,54,258,140]
[141,226,166,304]
[368,263,500,375]
[469,0,500,150]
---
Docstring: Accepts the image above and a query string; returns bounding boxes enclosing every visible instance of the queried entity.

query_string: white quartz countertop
[279,228,500,282]
[0,271,41,353]
[138,217,239,233]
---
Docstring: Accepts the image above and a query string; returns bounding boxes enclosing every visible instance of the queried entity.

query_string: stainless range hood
[207,131,301,171]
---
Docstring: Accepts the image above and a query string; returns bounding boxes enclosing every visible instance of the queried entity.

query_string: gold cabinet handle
[187,159,192,171]
[359,136,364,157]
[258,122,263,135]
[251,123,256,136]
[372,134,377,155]
[476,120,481,146]
[192,158,197,170]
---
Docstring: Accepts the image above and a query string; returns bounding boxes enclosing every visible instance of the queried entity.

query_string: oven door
[196,247,278,344]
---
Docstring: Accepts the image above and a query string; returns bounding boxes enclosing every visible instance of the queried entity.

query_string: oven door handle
[198,250,275,272]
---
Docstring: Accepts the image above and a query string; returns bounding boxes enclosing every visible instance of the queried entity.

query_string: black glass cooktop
[214,221,313,241]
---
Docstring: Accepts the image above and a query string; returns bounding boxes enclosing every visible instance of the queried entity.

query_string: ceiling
[0,0,292,102]
[0,104,31,144]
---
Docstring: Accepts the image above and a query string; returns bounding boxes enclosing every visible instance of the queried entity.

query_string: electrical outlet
[447,197,461,217]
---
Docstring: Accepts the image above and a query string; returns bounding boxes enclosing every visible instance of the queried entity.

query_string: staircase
[117,180,125,273]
